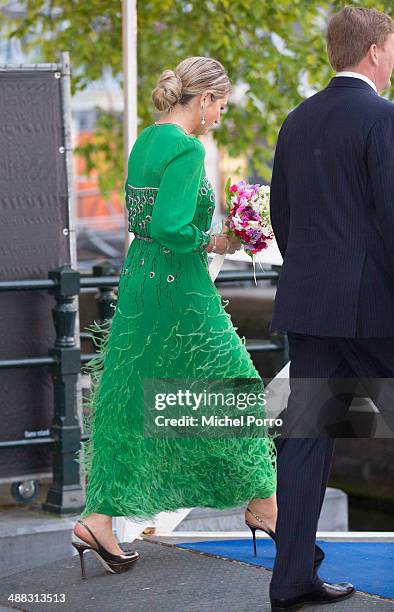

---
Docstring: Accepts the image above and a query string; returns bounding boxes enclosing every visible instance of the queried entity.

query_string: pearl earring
[201,106,206,125]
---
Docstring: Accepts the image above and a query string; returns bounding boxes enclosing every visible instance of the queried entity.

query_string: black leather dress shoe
[271,581,355,610]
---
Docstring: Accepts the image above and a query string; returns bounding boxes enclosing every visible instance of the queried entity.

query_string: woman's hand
[206,218,243,255]
[209,232,242,255]
[221,219,243,253]
[225,234,243,254]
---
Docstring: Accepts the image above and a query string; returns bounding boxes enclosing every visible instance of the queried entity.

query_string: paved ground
[0,538,392,612]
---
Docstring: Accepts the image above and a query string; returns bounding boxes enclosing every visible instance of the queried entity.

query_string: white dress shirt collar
[335,71,377,93]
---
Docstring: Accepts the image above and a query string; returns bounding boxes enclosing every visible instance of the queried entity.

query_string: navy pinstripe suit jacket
[269,76,394,338]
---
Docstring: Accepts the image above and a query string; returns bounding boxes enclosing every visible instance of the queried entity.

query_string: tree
[2,0,393,195]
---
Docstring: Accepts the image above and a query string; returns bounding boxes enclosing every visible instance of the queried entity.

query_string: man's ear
[369,43,379,65]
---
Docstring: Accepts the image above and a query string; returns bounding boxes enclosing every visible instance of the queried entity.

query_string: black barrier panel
[0,66,71,479]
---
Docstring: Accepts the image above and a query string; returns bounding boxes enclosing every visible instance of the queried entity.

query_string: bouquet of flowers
[208,178,275,284]
[225,178,274,255]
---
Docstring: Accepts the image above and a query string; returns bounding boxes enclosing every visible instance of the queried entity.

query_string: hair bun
[151,69,183,111]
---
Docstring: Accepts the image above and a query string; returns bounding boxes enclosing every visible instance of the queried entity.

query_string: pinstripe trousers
[269,332,394,599]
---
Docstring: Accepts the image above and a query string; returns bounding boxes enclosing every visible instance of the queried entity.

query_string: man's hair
[326,6,394,71]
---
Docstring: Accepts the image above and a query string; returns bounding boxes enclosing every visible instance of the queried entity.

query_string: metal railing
[0,262,285,514]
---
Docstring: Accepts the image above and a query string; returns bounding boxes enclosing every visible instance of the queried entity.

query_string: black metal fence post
[93,261,118,321]
[42,265,85,515]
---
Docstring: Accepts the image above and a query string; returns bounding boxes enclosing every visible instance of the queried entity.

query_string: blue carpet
[177,539,394,599]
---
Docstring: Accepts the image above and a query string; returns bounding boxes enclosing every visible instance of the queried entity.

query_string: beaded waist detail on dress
[133,232,172,254]
[133,233,154,242]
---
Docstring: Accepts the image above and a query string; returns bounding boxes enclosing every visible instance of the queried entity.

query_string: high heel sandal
[72,519,139,579]
[245,506,276,556]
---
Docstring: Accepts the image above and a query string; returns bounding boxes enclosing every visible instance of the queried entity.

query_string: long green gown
[79,123,276,519]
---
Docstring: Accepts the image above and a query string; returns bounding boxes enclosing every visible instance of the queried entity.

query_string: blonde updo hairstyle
[152,56,232,113]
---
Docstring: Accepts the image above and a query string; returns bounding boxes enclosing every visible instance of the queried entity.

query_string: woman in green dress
[73,57,277,576]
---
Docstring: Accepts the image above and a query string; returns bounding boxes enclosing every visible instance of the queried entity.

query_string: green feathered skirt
[78,239,277,520]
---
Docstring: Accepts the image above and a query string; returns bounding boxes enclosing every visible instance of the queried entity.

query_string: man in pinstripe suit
[268,7,394,610]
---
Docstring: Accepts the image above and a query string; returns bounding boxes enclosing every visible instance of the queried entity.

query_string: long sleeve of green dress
[150,138,211,254]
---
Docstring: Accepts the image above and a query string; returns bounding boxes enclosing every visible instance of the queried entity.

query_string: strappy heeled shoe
[245,506,276,556]
[72,519,139,579]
